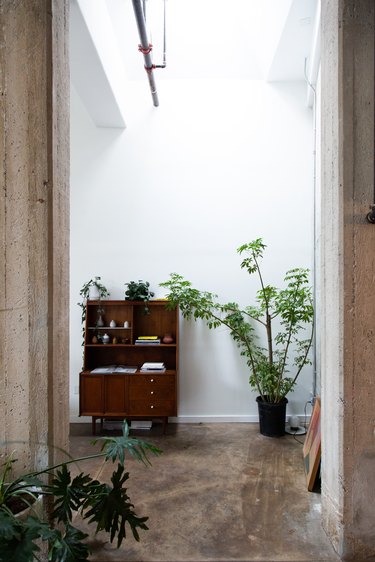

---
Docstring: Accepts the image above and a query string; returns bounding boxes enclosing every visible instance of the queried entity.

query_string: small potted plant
[0,422,161,561]
[160,238,314,437]
[78,277,110,346]
[124,280,154,314]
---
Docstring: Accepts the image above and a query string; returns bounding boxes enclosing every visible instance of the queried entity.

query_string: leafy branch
[160,239,314,403]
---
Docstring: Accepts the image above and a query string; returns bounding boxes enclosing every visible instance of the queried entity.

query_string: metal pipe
[132,0,159,107]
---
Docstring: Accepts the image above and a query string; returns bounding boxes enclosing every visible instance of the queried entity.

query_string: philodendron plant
[160,238,314,403]
[0,422,161,562]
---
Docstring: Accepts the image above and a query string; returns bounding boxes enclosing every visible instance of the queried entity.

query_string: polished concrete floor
[70,422,339,562]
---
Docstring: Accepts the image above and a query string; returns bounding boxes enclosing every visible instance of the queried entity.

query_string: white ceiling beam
[70,0,127,128]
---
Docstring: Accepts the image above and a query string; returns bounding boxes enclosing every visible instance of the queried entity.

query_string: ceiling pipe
[132,0,159,107]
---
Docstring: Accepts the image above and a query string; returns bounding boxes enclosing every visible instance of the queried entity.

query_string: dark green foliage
[84,464,149,547]
[92,419,162,466]
[0,422,161,561]
[124,280,154,313]
[160,238,314,403]
[77,276,110,327]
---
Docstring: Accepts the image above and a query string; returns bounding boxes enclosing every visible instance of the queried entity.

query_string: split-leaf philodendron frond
[160,238,314,403]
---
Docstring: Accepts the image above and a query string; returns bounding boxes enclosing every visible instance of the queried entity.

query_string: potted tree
[0,422,161,561]
[160,238,314,437]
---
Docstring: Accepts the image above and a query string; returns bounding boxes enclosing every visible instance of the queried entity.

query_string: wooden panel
[129,399,176,416]
[129,374,176,416]
[104,375,128,415]
[129,375,175,399]
[80,375,103,415]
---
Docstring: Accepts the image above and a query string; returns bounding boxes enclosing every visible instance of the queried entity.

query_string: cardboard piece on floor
[130,420,152,430]
[303,397,321,491]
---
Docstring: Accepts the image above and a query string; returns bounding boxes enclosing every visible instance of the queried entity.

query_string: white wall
[70,78,313,422]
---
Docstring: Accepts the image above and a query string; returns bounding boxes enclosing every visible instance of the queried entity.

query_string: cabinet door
[129,375,176,416]
[104,375,128,415]
[80,375,104,415]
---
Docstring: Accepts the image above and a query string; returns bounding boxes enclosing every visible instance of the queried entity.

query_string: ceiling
[70,0,319,126]
[105,0,318,82]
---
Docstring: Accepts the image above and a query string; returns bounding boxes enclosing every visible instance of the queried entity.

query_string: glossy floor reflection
[70,422,339,562]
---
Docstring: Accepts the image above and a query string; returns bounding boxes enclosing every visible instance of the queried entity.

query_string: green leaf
[92,421,162,467]
[47,524,90,562]
[83,464,148,548]
[0,513,47,562]
[51,465,98,524]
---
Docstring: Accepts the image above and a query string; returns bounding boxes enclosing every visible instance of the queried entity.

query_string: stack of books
[140,362,166,373]
[135,336,160,345]
[91,365,137,374]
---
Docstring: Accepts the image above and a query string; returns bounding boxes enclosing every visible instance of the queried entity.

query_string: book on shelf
[137,336,159,340]
[90,365,138,374]
[140,362,166,372]
[135,338,160,345]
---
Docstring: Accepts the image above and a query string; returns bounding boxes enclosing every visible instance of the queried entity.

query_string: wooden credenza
[79,300,178,434]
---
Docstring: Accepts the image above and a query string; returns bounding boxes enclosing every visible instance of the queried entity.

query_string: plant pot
[8,486,44,521]
[88,284,100,300]
[256,396,288,437]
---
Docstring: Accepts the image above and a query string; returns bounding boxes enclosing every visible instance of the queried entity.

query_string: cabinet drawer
[129,375,175,399]
[129,399,176,416]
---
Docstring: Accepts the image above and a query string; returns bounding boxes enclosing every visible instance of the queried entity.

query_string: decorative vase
[256,396,288,437]
[88,284,100,300]
[110,320,116,327]
[162,333,174,344]
[97,314,104,327]
[102,333,110,344]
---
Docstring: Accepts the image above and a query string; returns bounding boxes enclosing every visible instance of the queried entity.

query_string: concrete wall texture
[0,0,70,470]
[321,0,375,559]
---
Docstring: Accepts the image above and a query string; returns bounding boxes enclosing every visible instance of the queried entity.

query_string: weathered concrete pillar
[0,1,69,471]
[321,0,375,559]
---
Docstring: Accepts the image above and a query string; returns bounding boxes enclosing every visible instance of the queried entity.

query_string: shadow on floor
[69,422,339,562]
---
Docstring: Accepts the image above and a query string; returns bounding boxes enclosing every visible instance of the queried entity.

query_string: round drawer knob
[150,379,154,382]
[150,405,154,409]
[150,391,154,395]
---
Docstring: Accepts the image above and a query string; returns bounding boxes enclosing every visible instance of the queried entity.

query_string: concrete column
[321,0,375,559]
[0,1,69,471]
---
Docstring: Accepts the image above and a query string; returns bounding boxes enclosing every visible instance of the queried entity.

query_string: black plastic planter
[256,396,288,437]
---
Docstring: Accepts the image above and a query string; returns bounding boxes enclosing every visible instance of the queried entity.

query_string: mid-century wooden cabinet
[79,300,178,434]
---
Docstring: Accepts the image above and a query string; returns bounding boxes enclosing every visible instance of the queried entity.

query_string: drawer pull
[150,391,154,395]
[150,405,154,409]
[150,379,154,383]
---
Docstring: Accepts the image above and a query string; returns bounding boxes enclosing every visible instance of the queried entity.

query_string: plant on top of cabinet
[124,280,155,313]
[160,238,314,437]
[78,277,110,348]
